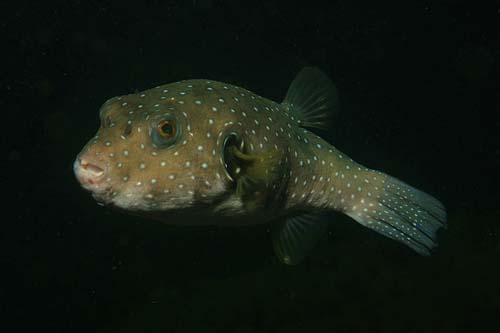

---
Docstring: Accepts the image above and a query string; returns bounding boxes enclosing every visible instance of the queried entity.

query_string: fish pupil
[158,120,175,138]
[162,123,172,134]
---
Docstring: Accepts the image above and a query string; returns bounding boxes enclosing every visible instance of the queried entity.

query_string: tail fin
[345,170,446,255]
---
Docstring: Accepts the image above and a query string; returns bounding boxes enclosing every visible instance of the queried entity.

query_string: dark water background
[3,0,499,332]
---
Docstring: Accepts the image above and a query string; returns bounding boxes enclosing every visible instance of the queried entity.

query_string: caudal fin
[345,170,446,255]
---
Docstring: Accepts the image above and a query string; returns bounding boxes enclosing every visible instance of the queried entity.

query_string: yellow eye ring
[157,120,176,139]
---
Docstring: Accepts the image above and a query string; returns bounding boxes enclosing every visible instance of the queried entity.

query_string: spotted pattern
[76,76,445,253]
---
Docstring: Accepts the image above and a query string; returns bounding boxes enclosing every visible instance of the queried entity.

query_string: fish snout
[74,157,106,187]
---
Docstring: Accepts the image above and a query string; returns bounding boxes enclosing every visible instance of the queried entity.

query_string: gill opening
[222,132,244,182]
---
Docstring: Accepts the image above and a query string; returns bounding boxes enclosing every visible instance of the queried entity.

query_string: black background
[2,0,499,332]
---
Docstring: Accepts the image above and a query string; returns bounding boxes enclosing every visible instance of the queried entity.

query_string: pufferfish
[74,67,446,264]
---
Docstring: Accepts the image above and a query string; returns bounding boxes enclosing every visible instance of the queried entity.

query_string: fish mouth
[74,157,115,205]
[73,157,106,187]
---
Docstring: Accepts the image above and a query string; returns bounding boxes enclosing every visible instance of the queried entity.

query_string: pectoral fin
[272,213,329,265]
[224,144,288,212]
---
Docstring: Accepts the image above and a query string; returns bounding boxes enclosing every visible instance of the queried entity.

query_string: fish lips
[73,157,113,201]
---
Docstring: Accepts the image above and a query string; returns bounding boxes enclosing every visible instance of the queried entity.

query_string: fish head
[74,82,242,215]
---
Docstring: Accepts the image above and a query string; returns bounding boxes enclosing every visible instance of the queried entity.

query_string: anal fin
[272,213,329,265]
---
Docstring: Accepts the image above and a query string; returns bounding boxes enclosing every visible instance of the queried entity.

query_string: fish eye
[151,118,181,148]
[158,120,176,139]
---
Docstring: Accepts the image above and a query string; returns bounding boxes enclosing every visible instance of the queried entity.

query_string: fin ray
[272,213,329,265]
[282,67,339,130]
[227,146,289,212]
[346,170,446,255]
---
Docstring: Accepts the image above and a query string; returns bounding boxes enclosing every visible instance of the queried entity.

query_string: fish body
[74,68,446,264]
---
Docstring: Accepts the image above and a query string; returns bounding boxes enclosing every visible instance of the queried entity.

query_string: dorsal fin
[282,67,339,130]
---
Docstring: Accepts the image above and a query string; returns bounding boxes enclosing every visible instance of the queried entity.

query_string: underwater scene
[4,1,499,332]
